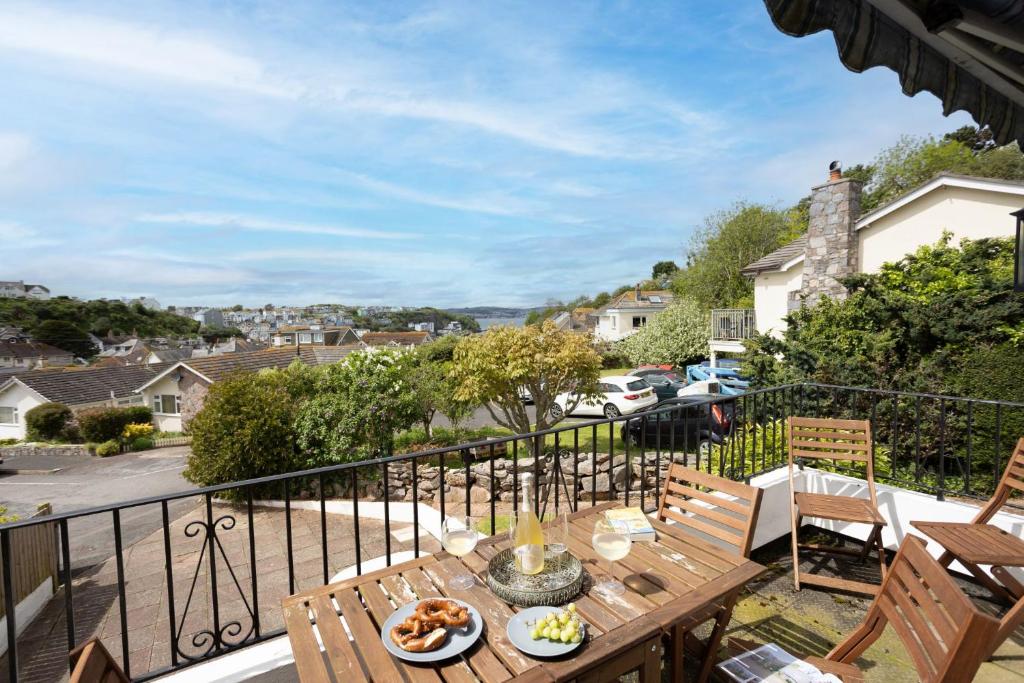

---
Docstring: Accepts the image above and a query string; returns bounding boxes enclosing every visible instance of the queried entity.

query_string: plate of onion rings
[380,598,482,662]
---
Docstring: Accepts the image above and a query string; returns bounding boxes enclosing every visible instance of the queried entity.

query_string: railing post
[3,528,17,683]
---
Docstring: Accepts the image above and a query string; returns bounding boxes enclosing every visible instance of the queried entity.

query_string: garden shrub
[79,407,151,442]
[0,438,19,446]
[25,402,73,441]
[95,440,121,457]
[185,371,303,497]
[131,437,155,451]
[123,422,154,440]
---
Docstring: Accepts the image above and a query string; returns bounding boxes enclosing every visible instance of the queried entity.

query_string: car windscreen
[626,379,650,391]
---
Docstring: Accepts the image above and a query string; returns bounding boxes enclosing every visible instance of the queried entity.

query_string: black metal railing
[1,382,1022,682]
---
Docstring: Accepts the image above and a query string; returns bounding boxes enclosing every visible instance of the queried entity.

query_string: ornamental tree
[617,298,709,368]
[450,321,602,435]
[295,348,419,462]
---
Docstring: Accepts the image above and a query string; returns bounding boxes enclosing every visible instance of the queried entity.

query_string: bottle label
[515,544,544,574]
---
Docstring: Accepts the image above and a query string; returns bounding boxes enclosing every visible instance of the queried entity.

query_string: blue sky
[0,1,973,308]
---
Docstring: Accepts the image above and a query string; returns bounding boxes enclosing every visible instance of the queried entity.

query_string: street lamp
[1015,209,1024,293]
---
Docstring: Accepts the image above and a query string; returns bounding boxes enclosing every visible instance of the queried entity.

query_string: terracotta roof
[2,364,169,406]
[0,342,74,360]
[740,237,808,276]
[360,331,432,346]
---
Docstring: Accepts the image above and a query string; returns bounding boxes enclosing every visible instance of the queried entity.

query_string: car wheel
[603,404,621,419]
[550,403,564,419]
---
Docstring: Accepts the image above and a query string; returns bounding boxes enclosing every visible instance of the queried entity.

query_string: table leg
[641,636,661,683]
[670,624,685,682]
[960,558,1016,603]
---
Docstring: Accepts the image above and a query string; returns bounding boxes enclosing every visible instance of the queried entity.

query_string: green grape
[571,632,582,643]
[530,628,541,640]
[566,603,577,613]
[558,612,570,625]
[560,630,572,643]
[541,626,551,639]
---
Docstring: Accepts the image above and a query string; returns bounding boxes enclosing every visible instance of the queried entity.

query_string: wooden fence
[0,504,58,621]
[153,435,191,448]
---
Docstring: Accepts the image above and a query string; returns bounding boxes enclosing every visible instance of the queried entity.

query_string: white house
[593,286,673,342]
[0,365,159,440]
[0,281,49,300]
[742,172,1024,338]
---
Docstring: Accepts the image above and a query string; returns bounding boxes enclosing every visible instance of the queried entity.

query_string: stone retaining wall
[332,451,695,504]
[0,444,92,458]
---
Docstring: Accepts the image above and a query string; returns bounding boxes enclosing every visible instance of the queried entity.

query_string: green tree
[591,292,612,308]
[32,319,96,358]
[651,260,679,284]
[184,371,302,494]
[294,348,419,461]
[673,203,801,310]
[407,360,446,437]
[616,298,709,367]
[24,403,73,441]
[450,321,602,435]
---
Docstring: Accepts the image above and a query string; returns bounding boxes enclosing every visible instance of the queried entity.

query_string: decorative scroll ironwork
[174,514,256,662]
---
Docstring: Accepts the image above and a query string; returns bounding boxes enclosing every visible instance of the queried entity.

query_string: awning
[762,0,1024,146]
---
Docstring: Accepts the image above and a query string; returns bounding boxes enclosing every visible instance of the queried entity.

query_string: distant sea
[475,316,526,329]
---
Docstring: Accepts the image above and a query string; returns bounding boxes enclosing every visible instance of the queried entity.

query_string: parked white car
[550,375,659,419]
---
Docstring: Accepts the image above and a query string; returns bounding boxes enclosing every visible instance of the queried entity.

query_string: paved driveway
[0,446,198,568]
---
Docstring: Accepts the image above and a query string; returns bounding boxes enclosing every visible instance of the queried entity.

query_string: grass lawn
[475,511,562,535]
[600,367,630,377]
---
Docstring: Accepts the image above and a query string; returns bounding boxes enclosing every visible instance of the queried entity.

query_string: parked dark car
[619,394,735,457]
[638,372,686,400]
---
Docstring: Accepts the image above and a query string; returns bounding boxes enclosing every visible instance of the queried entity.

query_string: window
[599,383,621,393]
[153,395,180,414]
[632,316,647,329]
[626,380,650,391]
[0,406,17,424]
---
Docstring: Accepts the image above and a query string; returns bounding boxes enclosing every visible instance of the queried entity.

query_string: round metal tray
[487,547,584,607]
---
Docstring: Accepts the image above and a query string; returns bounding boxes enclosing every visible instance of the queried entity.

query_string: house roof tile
[740,236,808,276]
[4,364,170,405]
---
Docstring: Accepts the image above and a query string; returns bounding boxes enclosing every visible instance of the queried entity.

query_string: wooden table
[911,520,1024,600]
[282,502,766,683]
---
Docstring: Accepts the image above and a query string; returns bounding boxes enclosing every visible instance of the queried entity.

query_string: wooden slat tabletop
[911,521,1024,566]
[281,502,767,683]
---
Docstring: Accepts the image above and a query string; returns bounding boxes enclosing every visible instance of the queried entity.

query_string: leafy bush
[24,403,73,441]
[95,440,121,457]
[617,298,709,367]
[295,348,420,463]
[595,344,631,370]
[185,371,303,497]
[123,422,154,440]
[0,438,19,446]
[0,504,18,524]
[78,407,151,443]
[131,437,155,451]
[122,406,153,425]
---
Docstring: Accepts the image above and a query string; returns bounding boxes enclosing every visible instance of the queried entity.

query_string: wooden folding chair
[657,463,764,683]
[69,638,129,683]
[787,417,886,595]
[912,436,1024,658]
[726,535,1001,682]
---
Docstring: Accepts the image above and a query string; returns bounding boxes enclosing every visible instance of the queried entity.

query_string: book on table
[717,644,842,683]
[604,507,656,541]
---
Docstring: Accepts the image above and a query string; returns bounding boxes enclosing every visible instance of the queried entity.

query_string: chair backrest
[656,463,764,557]
[972,436,1024,524]
[828,535,1000,682]
[69,638,129,683]
[787,417,877,505]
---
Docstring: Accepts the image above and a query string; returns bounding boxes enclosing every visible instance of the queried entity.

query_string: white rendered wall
[858,184,1020,274]
[0,383,44,440]
[753,267,802,337]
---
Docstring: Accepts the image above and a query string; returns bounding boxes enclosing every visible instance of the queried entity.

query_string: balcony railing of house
[2,382,1023,682]
[711,308,756,341]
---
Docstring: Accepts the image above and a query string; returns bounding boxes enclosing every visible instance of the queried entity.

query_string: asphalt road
[0,446,199,569]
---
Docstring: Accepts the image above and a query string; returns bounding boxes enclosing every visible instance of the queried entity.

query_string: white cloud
[332,171,540,217]
[137,212,419,240]
[0,5,296,98]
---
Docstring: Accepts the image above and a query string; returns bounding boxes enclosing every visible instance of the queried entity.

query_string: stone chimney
[791,161,863,309]
[635,283,642,301]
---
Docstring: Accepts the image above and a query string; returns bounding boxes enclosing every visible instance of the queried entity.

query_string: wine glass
[442,516,478,590]
[591,518,631,597]
[547,510,570,570]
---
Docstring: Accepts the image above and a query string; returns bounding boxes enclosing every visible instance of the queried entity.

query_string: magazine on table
[604,507,656,541]
[717,643,843,683]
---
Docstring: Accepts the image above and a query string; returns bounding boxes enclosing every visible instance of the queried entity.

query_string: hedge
[25,402,73,441]
[78,406,153,443]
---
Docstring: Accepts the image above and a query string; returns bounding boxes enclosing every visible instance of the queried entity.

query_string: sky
[0,1,975,309]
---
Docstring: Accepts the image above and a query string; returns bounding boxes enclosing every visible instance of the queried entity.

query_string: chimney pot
[829,160,842,182]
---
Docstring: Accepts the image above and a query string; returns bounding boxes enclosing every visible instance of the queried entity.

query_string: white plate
[380,599,482,662]
[506,606,586,657]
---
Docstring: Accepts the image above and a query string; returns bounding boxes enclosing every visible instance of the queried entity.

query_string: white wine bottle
[512,473,545,575]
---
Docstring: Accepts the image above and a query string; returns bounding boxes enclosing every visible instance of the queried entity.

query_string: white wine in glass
[442,516,478,590]
[592,518,631,596]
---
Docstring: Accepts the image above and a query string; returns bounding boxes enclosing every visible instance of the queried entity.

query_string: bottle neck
[521,477,534,512]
